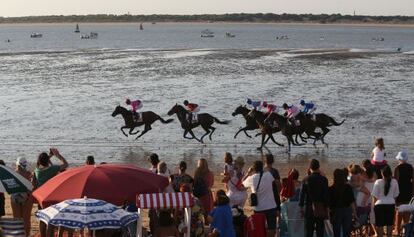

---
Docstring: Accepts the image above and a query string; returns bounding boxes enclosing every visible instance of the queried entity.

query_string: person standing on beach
[33,148,68,188]
[371,138,387,178]
[225,156,247,208]
[243,160,277,237]
[371,165,399,237]
[11,157,33,235]
[328,169,356,237]
[32,148,68,237]
[263,154,282,231]
[393,151,413,236]
[299,159,329,237]
[172,161,194,192]
[149,153,160,173]
[194,158,214,220]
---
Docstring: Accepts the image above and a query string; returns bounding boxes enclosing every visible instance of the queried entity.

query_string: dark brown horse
[232,105,283,147]
[167,104,229,143]
[250,110,322,152]
[306,113,345,146]
[112,105,173,139]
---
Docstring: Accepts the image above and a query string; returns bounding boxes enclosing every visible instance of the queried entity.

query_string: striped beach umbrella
[0,165,33,194]
[35,198,138,230]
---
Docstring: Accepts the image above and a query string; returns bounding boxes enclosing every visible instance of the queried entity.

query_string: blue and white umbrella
[35,198,138,230]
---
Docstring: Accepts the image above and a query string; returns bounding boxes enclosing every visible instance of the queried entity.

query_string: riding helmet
[282,103,288,109]
[262,101,268,107]
[183,100,189,105]
[300,100,305,105]
[125,98,131,104]
[246,98,252,104]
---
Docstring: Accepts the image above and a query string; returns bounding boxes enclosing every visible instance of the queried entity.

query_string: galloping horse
[112,105,173,139]
[232,105,260,139]
[250,110,322,152]
[232,105,283,147]
[307,113,345,146]
[167,104,229,143]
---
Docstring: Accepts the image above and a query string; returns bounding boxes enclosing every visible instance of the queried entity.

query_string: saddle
[133,112,143,122]
[187,113,198,124]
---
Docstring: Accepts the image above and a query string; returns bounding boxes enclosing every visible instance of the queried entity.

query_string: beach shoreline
[1,21,414,28]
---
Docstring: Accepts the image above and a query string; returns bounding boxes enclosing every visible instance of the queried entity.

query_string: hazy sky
[2,0,414,17]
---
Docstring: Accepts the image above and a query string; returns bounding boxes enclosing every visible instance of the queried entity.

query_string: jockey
[282,103,300,126]
[183,100,199,123]
[300,100,317,114]
[246,98,262,110]
[262,101,279,115]
[126,98,142,120]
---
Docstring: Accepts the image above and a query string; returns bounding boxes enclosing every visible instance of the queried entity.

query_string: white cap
[16,157,28,168]
[396,151,408,162]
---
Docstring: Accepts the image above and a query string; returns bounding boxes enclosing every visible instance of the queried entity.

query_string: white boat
[225,32,235,38]
[201,29,214,38]
[80,32,98,39]
[30,33,42,38]
[90,32,98,39]
[74,24,80,33]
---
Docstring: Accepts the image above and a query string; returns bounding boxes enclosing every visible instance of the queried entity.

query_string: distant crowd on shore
[0,137,412,237]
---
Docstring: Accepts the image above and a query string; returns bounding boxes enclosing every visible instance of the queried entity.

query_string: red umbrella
[32,163,168,208]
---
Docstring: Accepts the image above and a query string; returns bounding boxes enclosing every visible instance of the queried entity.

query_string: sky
[1,0,414,17]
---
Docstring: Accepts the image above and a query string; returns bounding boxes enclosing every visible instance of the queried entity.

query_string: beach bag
[312,202,328,219]
[193,177,208,198]
[249,172,263,207]
[244,213,266,237]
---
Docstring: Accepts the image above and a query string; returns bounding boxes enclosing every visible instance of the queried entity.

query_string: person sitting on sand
[125,98,142,121]
[183,100,200,123]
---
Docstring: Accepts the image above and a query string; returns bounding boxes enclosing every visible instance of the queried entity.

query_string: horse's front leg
[129,127,139,135]
[136,125,152,139]
[121,126,128,137]
[188,129,202,143]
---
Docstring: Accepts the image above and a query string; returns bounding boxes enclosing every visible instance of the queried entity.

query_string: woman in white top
[226,157,247,208]
[371,138,387,178]
[371,165,399,237]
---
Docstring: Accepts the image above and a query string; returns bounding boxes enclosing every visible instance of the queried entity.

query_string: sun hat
[16,157,28,169]
[396,151,408,162]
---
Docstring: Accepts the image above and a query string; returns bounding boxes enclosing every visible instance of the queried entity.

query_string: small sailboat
[225,32,235,38]
[201,29,214,38]
[74,24,80,33]
[140,23,144,30]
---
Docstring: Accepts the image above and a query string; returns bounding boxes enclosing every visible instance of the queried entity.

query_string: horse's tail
[213,117,230,125]
[158,115,174,124]
[329,117,345,126]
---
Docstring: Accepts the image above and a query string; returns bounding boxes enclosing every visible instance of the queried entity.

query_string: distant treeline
[1,13,414,24]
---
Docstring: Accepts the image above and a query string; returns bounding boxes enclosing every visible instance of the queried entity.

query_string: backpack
[244,213,266,237]
[193,177,208,198]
